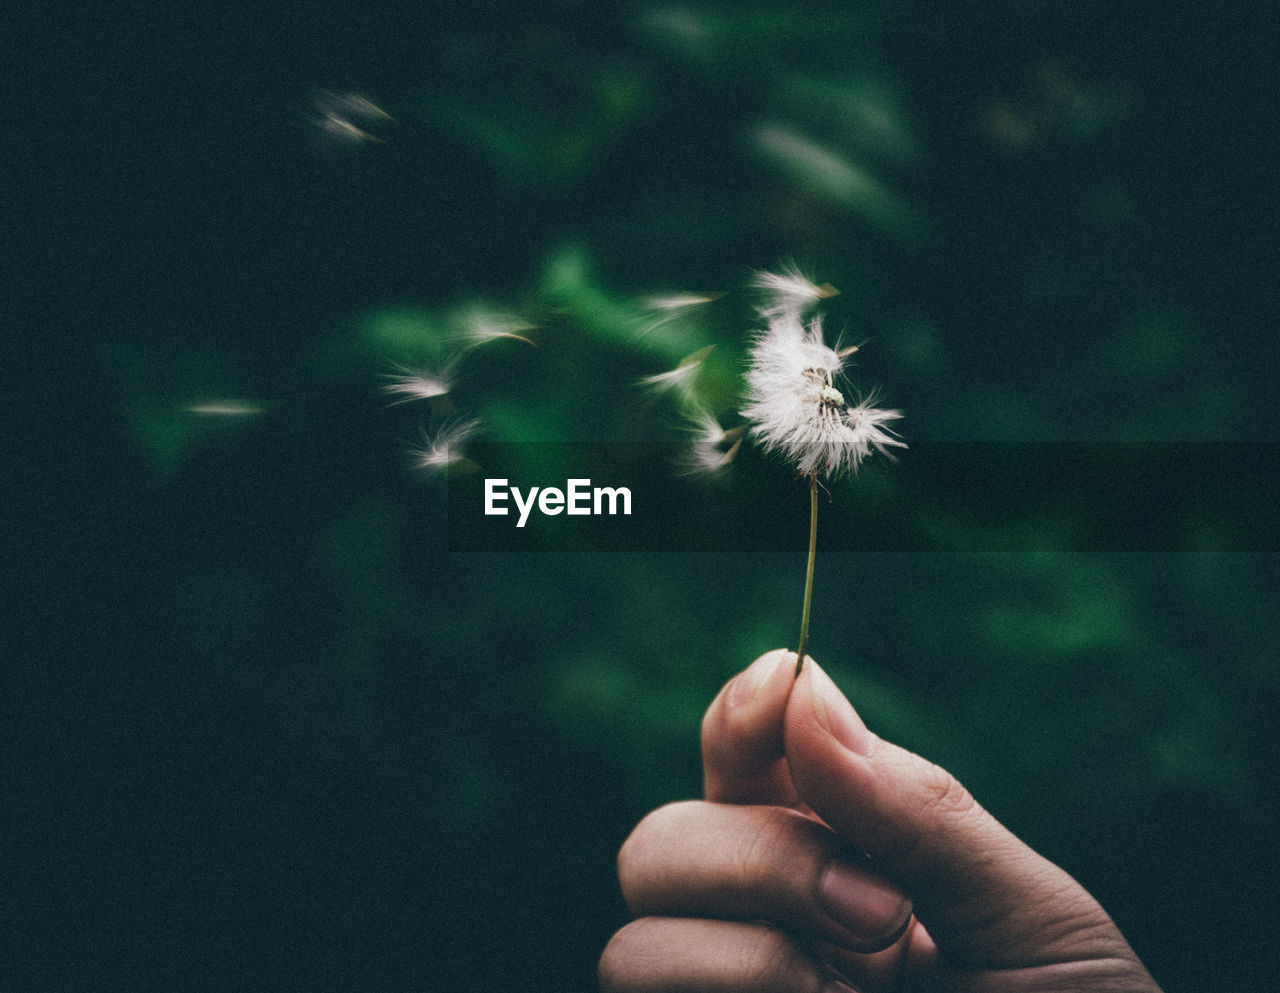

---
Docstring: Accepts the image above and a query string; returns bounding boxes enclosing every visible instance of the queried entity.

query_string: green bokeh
[18,2,1277,991]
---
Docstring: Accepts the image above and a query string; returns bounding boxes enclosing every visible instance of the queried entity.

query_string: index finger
[701,650,802,804]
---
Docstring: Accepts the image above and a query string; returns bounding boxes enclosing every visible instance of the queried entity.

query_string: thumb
[784,661,1132,970]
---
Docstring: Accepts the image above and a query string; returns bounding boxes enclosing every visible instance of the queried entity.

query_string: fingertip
[702,649,800,804]
[787,661,875,757]
[702,650,793,750]
[726,649,794,710]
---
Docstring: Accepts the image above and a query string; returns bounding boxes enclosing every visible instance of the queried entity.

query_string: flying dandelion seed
[182,399,267,417]
[384,362,456,404]
[638,344,715,398]
[411,419,479,475]
[643,292,726,312]
[682,407,745,474]
[636,292,725,337]
[457,305,536,348]
[751,264,840,320]
[313,90,393,144]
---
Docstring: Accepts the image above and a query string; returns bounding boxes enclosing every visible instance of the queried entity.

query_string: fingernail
[808,664,874,756]
[727,651,787,709]
[819,860,910,937]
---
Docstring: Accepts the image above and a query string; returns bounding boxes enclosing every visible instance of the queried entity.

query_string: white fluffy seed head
[741,272,903,478]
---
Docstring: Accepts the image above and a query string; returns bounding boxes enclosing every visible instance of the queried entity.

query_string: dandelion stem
[794,472,819,677]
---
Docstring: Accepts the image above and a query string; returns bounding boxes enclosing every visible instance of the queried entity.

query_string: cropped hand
[600,649,1161,992]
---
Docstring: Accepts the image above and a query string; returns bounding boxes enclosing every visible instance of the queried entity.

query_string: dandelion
[741,269,904,674]
[630,266,903,673]
[411,419,479,476]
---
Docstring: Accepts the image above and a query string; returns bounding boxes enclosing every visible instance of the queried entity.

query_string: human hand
[600,649,1162,992]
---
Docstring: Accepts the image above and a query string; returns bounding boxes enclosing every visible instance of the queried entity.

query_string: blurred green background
[11,1,1278,991]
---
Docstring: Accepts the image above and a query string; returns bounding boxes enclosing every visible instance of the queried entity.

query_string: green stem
[794,473,819,677]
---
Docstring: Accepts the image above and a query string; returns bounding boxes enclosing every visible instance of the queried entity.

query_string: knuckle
[888,753,983,868]
[735,806,818,881]
[730,807,831,924]
[915,754,978,821]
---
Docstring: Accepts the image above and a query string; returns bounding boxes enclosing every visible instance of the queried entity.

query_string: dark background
[8,2,1278,991]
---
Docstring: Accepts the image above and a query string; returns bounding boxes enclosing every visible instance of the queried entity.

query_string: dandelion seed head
[748,316,843,378]
[742,309,903,478]
[636,265,903,481]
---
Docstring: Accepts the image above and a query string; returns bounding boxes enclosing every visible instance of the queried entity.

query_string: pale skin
[600,649,1163,993]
